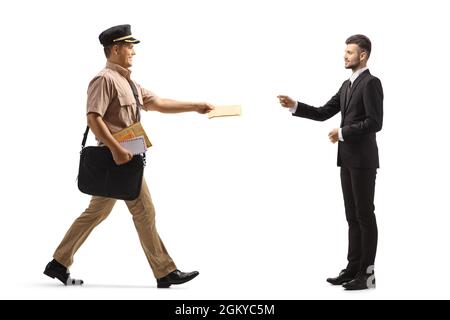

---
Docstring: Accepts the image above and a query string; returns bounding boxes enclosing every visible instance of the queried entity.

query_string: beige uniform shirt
[86,62,158,134]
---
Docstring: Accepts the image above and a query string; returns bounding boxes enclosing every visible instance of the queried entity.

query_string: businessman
[278,34,383,290]
[44,24,214,288]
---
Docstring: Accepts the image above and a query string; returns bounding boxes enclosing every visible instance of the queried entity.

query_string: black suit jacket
[293,70,383,168]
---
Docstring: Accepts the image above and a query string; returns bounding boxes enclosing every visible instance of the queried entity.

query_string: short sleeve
[140,86,159,111]
[86,76,114,116]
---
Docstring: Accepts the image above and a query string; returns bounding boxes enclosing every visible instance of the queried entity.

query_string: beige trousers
[53,178,177,279]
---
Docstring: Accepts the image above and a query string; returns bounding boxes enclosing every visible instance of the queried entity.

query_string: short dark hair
[346,34,371,57]
[103,41,126,58]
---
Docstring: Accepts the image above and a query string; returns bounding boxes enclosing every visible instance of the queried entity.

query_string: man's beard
[345,59,361,69]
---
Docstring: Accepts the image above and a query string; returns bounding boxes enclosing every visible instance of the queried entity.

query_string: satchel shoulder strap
[127,79,142,122]
[81,126,89,149]
[125,79,147,165]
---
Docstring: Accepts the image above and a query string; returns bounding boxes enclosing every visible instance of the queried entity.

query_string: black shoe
[43,259,84,286]
[343,271,376,290]
[326,269,357,285]
[157,269,199,288]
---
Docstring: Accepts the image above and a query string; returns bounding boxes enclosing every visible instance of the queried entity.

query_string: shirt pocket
[118,95,136,108]
[117,95,137,123]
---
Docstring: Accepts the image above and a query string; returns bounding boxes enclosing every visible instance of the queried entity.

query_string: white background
[0,0,449,300]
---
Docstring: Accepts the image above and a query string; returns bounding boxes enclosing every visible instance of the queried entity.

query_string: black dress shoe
[343,272,376,290]
[157,269,199,288]
[326,269,357,285]
[43,259,84,286]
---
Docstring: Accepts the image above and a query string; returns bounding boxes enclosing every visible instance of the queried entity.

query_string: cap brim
[112,34,140,44]
[124,37,140,44]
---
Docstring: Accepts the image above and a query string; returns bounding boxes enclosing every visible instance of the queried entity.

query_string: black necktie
[345,81,352,106]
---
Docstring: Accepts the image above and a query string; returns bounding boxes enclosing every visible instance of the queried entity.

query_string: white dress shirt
[289,67,369,141]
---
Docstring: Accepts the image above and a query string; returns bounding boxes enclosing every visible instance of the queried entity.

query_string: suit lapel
[345,69,370,112]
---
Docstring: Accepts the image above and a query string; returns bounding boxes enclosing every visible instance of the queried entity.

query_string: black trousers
[340,166,378,273]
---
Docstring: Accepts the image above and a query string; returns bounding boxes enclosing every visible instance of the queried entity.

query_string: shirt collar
[106,61,131,79]
[350,66,368,84]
